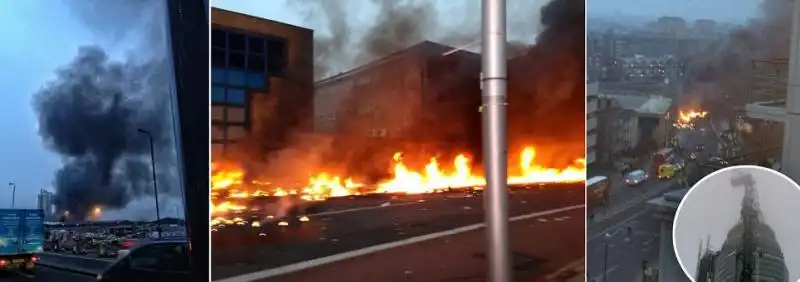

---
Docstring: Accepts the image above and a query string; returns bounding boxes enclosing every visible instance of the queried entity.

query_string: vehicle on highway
[624,170,649,186]
[586,176,610,214]
[657,164,676,180]
[672,159,686,171]
[696,144,705,152]
[0,209,44,273]
[688,152,697,161]
[96,240,190,281]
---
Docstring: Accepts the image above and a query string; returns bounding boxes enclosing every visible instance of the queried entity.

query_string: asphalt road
[586,197,661,282]
[212,184,585,281]
[256,208,585,282]
[0,265,95,282]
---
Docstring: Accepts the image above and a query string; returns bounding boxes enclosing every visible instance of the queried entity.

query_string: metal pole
[139,129,162,239]
[9,183,15,208]
[603,243,609,282]
[481,0,511,281]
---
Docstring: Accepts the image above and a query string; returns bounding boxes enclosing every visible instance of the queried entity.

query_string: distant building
[313,41,481,154]
[36,190,55,217]
[587,80,599,165]
[211,8,314,158]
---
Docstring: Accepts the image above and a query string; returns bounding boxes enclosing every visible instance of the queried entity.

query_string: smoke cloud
[33,0,178,220]
[290,0,548,79]
[681,0,794,114]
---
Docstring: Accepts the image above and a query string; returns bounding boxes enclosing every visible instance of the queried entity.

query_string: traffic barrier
[36,252,112,275]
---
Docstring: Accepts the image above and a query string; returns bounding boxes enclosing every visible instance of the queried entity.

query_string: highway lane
[211,184,585,280]
[225,208,585,282]
[0,266,95,282]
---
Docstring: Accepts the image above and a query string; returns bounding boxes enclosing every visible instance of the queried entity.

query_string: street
[0,266,94,282]
[212,184,585,281]
[587,195,661,282]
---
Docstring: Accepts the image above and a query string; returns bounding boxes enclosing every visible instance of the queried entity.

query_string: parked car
[96,240,190,281]
[624,170,649,186]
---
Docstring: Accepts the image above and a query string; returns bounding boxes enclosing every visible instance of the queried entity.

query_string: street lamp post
[8,182,16,208]
[603,233,612,282]
[138,128,162,239]
[481,0,511,281]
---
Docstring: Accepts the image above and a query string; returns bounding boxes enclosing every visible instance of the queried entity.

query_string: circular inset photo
[673,165,800,281]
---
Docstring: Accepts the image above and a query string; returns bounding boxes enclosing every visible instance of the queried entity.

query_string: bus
[587,176,610,214]
[653,148,675,175]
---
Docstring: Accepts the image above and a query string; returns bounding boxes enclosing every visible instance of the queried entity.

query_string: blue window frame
[212,68,226,84]
[211,86,226,102]
[228,70,245,86]
[247,73,264,88]
[227,89,246,105]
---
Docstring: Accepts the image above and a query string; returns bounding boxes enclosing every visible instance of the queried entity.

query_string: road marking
[310,202,420,217]
[18,272,35,279]
[588,208,649,242]
[589,265,619,282]
[545,258,585,280]
[39,252,112,262]
[214,204,585,282]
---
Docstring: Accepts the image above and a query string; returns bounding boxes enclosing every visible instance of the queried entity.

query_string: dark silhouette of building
[694,173,789,281]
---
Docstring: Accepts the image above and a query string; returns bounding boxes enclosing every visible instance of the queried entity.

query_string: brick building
[313,41,482,160]
[211,8,313,158]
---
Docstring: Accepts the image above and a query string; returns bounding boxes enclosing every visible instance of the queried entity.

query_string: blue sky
[0,1,96,208]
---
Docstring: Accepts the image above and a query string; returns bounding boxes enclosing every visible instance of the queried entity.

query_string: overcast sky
[0,1,95,209]
[673,166,800,280]
[588,0,759,22]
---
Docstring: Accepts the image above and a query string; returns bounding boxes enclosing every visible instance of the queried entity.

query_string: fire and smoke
[674,109,709,129]
[681,0,794,112]
[212,146,585,216]
[32,0,178,220]
[212,0,586,221]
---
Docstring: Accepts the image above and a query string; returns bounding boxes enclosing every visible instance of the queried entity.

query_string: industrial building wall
[211,8,314,158]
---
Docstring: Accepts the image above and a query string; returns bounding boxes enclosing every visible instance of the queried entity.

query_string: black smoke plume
[33,46,171,220]
[34,0,176,220]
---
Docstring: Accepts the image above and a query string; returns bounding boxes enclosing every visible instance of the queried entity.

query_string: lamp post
[481,0,511,281]
[8,182,16,208]
[137,128,162,239]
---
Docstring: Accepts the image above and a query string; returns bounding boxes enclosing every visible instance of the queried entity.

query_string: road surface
[0,266,94,282]
[587,194,661,282]
[212,184,585,281]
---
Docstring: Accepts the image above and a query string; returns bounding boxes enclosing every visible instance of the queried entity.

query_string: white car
[624,170,649,186]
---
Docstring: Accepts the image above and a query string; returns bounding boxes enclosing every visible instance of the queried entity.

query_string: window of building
[211,125,226,141]
[211,106,225,121]
[266,39,287,74]
[227,126,246,140]
[212,143,224,158]
[211,86,226,103]
[228,32,246,51]
[248,37,264,54]
[212,29,226,48]
[226,107,246,123]
[227,89,246,105]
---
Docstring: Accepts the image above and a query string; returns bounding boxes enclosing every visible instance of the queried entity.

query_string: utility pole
[481,0,511,281]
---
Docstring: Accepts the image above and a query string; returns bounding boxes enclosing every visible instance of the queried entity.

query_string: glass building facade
[211,26,286,155]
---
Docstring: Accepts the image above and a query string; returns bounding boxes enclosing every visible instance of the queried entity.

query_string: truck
[0,209,44,273]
